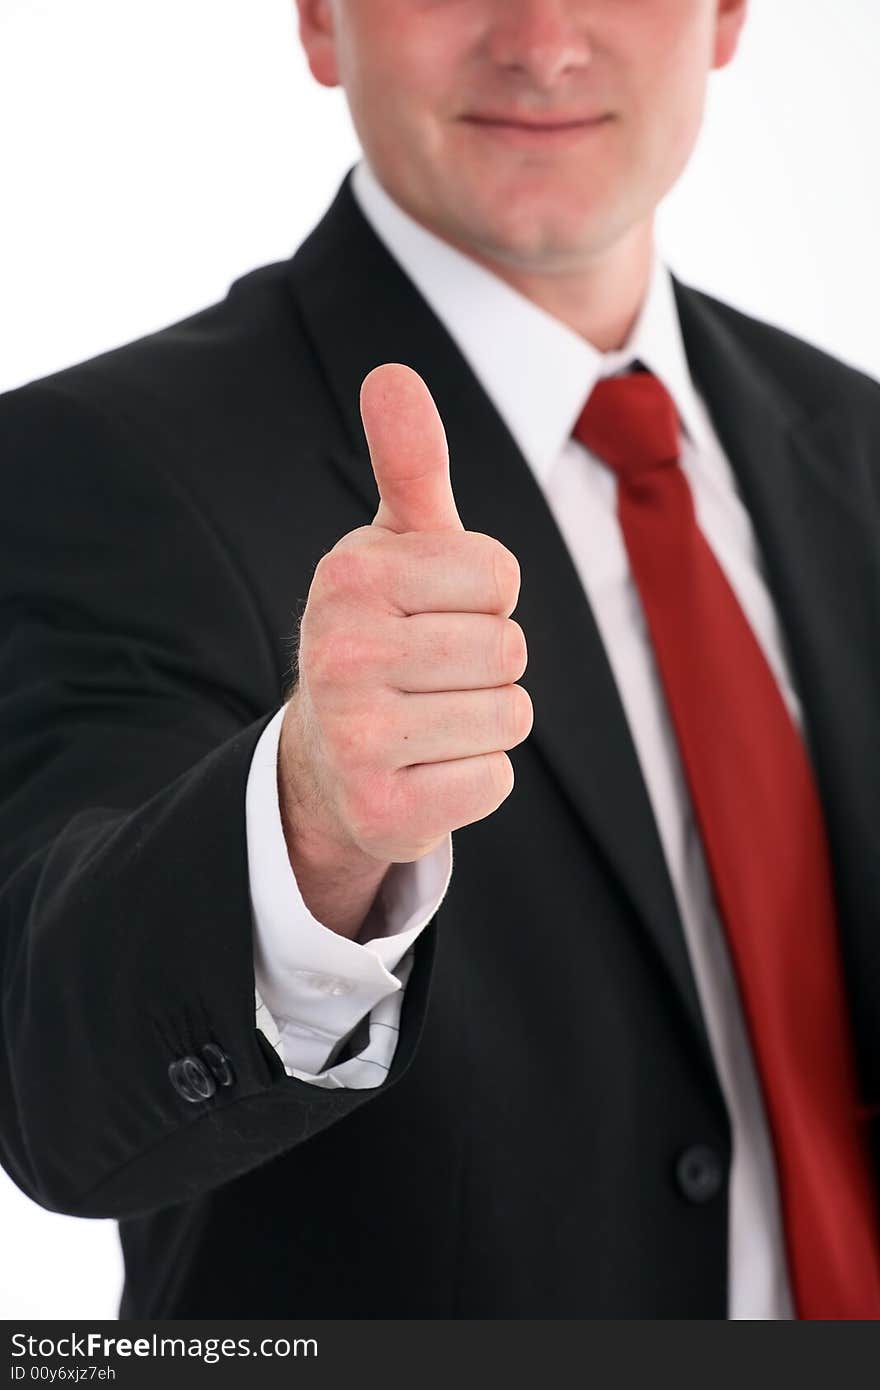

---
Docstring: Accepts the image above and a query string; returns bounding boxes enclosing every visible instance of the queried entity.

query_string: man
[1,0,879,1319]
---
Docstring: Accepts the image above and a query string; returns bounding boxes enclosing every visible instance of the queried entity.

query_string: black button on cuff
[675,1144,724,1204]
[201,1042,236,1088]
[169,1055,217,1103]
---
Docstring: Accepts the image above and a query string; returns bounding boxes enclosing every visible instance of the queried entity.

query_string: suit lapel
[675,283,880,1096]
[286,175,716,1071]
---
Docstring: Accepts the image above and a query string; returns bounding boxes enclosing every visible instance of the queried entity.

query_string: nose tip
[488,4,592,87]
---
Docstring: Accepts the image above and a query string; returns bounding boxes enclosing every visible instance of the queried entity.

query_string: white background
[1,0,878,1319]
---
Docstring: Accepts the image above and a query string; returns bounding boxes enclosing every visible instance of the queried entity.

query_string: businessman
[2,0,880,1319]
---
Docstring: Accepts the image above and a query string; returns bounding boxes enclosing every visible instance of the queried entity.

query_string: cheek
[662,77,709,178]
[622,3,714,157]
[628,53,710,189]
[353,41,452,146]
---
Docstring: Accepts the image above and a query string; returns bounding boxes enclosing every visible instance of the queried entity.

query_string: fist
[281,363,533,865]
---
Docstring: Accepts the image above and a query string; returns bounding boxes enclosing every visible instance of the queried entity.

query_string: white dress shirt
[247,156,797,1318]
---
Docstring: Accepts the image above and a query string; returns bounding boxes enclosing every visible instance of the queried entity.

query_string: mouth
[460,111,614,148]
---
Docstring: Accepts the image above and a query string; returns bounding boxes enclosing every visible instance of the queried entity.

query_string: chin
[410,164,614,269]
[466,200,609,269]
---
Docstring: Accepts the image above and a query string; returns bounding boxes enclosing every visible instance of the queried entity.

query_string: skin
[296,0,748,348]
[280,1,749,938]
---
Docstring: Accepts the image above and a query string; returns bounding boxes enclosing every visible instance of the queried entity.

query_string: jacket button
[201,1042,235,1088]
[168,1055,217,1103]
[675,1144,724,1203]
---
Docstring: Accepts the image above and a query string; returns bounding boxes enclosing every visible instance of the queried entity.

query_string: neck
[444,219,655,353]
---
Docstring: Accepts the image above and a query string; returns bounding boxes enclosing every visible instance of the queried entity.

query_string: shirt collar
[351,158,707,488]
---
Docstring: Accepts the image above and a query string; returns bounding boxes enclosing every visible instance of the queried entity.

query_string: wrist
[278,694,392,938]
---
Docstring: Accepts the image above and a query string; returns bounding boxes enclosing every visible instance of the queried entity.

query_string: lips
[460,111,613,149]
[462,111,611,131]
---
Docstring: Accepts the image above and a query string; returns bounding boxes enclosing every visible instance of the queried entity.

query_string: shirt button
[314,975,355,996]
[674,1144,725,1204]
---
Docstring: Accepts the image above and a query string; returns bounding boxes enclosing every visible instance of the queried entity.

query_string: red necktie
[574,369,880,1319]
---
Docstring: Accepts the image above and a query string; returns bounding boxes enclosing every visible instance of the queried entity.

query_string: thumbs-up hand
[278,364,532,938]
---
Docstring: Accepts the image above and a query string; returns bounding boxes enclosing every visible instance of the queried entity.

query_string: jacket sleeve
[0,379,437,1222]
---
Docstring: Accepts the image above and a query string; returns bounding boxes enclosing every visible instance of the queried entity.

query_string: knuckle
[306,633,349,688]
[314,543,375,601]
[514,684,534,741]
[501,618,528,680]
[308,630,380,688]
[330,706,387,770]
[490,541,521,613]
[485,750,515,805]
[342,771,398,843]
[498,683,533,747]
[495,685,515,747]
[336,524,375,550]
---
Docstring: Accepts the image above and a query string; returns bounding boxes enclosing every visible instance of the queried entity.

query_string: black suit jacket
[2,171,879,1318]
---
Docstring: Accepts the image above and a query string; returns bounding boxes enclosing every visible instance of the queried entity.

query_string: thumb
[360,363,463,533]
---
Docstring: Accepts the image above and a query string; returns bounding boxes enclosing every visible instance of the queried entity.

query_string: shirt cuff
[255,951,414,1089]
[246,704,453,1075]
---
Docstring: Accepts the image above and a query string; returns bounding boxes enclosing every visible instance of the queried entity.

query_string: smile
[460,112,614,148]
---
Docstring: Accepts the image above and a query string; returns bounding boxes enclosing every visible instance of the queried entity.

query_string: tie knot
[573,370,680,482]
